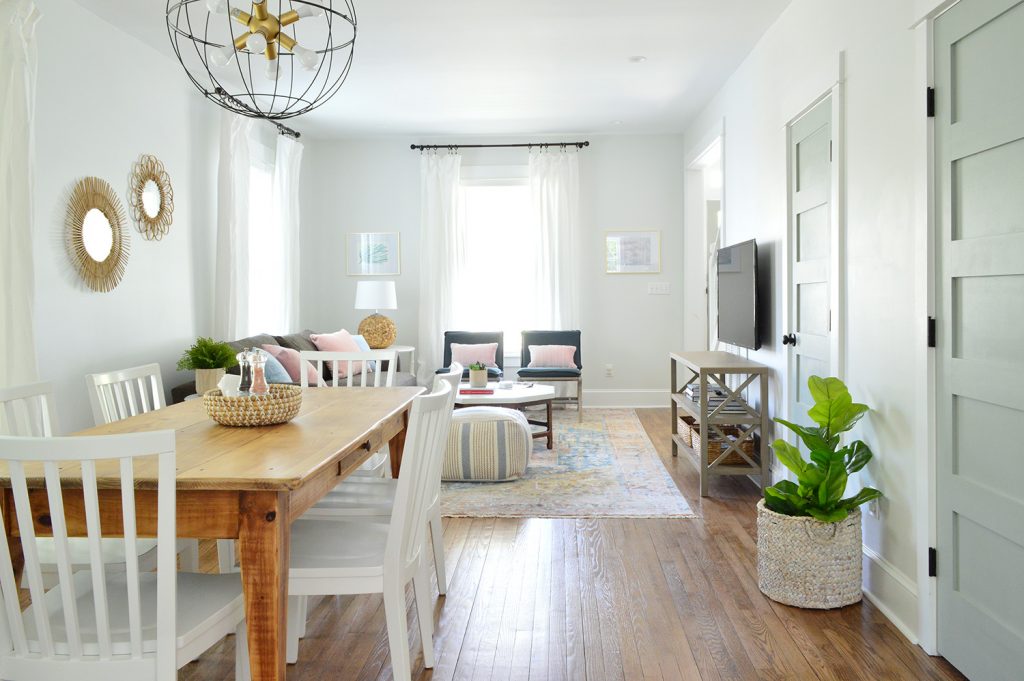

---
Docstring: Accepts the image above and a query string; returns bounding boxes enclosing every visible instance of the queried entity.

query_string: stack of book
[459,388,494,395]
[684,384,748,414]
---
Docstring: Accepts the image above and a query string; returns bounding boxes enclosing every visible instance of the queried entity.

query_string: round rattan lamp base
[358,313,396,349]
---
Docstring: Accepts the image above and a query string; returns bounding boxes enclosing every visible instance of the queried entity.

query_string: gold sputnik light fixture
[166,1,357,120]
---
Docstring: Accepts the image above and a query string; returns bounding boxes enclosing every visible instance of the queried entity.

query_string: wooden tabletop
[669,351,770,373]
[0,387,424,491]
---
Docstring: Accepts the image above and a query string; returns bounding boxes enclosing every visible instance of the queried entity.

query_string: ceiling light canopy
[166,0,357,120]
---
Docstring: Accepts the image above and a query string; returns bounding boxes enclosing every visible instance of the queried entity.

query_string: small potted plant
[468,361,488,388]
[758,376,882,609]
[177,337,238,396]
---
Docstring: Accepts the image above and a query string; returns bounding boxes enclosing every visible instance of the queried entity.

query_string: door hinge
[927,316,936,348]
[928,547,937,577]
[926,87,936,118]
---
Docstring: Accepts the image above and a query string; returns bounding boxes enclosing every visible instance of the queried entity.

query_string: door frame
[783,57,846,429]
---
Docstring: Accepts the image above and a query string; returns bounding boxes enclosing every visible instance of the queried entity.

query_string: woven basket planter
[756,500,862,609]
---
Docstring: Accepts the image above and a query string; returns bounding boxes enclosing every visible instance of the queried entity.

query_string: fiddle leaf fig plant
[764,376,882,523]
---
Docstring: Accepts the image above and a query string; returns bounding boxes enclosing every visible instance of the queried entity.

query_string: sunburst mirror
[66,177,130,292]
[128,154,174,240]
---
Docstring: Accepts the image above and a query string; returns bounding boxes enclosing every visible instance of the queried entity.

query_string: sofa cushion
[310,329,363,378]
[527,344,578,368]
[275,330,331,381]
[224,334,279,375]
[517,367,582,379]
[262,344,320,386]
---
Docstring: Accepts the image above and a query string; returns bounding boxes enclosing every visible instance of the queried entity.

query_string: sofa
[171,329,418,403]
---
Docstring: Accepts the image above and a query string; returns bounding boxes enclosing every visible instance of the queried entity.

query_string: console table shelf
[669,351,771,496]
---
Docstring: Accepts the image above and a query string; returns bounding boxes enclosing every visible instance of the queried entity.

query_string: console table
[669,351,770,496]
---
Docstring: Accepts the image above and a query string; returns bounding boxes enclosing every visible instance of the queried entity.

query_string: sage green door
[934,1,1024,679]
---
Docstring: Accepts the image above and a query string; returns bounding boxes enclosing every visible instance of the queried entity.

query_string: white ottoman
[442,407,532,481]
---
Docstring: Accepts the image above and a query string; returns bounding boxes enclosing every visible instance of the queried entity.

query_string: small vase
[195,368,226,396]
[469,368,488,388]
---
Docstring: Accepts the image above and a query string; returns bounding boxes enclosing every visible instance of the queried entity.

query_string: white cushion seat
[290,518,390,576]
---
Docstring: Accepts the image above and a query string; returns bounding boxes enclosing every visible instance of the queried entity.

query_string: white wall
[683,0,927,644]
[301,134,687,404]
[32,0,217,432]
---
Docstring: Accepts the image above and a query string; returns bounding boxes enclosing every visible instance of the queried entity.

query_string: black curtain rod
[212,87,301,139]
[410,141,589,151]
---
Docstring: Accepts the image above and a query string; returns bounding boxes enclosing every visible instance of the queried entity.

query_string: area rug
[441,409,696,518]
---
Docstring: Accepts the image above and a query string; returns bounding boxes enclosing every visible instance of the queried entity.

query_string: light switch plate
[648,282,670,295]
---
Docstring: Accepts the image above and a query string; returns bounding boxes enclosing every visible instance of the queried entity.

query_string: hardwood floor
[181,408,966,681]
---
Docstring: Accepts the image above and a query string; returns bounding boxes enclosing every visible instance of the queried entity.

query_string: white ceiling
[76,0,791,138]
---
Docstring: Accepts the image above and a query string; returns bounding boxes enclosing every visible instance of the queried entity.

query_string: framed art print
[606,230,661,274]
[347,232,401,276]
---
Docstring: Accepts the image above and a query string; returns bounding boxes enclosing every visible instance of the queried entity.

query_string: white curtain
[214,112,254,340]
[273,134,302,333]
[0,0,40,388]
[529,148,580,329]
[417,151,462,384]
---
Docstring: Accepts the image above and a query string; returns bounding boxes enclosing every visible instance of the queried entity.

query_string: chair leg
[178,539,200,572]
[297,594,308,638]
[286,595,304,665]
[577,377,583,422]
[383,581,413,681]
[428,505,447,596]
[235,621,251,681]
[218,539,239,573]
[413,560,436,669]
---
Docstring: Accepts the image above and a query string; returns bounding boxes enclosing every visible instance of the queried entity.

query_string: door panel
[935,1,1024,678]
[788,96,832,425]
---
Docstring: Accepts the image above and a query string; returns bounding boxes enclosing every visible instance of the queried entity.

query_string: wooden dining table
[0,386,424,681]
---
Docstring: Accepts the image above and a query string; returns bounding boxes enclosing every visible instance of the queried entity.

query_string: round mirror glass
[82,208,114,261]
[142,179,161,218]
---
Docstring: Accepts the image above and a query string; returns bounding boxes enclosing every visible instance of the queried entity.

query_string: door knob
[782,333,797,346]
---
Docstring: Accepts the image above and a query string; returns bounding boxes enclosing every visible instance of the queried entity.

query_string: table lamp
[355,280,398,348]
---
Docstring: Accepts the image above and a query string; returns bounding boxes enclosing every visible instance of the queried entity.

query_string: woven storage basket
[676,416,695,447]
[756,500,862,609]
[690,423,757,466]
[203,385,302,427]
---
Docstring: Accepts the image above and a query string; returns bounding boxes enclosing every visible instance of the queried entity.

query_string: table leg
[389,408,410,478]
[1,490,23,583]
[546,399,553,450]
[238,491,290,681]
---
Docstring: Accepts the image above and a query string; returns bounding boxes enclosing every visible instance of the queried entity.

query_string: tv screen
[717,239,760,350]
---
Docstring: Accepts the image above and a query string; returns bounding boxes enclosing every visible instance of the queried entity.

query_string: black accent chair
[436,331,504,380]
[518,330,583,420]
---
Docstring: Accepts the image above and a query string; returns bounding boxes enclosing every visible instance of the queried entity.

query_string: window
[451,172,542,356]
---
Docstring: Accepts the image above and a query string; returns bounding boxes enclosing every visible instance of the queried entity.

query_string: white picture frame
[605,230,661,274]
[346,232,401,276]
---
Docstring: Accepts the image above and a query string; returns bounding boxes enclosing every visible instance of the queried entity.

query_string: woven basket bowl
[203,385,302,427]
[756,500,862,609]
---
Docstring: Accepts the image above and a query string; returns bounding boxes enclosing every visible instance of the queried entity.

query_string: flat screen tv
[717,239,760,350]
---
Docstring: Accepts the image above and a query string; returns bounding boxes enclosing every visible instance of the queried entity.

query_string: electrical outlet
[648,282,670,295]
[868,499,879,517]
[605,364,614,377]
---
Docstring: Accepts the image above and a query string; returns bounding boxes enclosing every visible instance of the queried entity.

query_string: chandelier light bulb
[209,44,236,68]
[205,0,228,13]
[292,44,319,70]
[246,31,268,53]
[265,57,281,81]
[295,3,325,18]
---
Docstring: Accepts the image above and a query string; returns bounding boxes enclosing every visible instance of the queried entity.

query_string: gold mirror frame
[66,177,130,292]
[128,154,174,240]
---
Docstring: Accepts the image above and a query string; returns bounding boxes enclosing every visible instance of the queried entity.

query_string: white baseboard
[862,544,919,644]
[582,389,669,409]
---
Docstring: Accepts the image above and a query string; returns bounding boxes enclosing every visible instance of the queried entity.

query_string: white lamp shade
[354,280,397,310]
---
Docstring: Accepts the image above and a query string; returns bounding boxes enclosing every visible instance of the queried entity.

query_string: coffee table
[455,382,557,449]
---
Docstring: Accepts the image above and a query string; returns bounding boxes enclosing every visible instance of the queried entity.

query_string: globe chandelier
[166,0,357,120]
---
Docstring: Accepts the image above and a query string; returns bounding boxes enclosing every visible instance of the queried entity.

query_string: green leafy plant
[468,362,487,371]
[176,337,238,371]
[765,376,882,522]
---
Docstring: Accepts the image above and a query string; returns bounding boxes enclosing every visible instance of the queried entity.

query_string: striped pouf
[442,407,532,481]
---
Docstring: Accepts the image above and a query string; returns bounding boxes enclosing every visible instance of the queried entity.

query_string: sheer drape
[529,148,580,329]
[0,0,40,387]
[214,113,303,339]
[417,151,462,384]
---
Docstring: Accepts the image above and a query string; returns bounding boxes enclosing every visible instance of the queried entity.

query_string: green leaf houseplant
[177,337,238,396]
[757,376,882,609]
[468,361,488,389]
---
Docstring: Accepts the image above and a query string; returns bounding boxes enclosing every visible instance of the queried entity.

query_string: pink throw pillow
[528,345,578,368]
[450,342,499,368]
[261,344,320,385]
[309,329,362,378]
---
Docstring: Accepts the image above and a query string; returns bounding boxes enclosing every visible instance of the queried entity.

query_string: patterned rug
[441,408,696,518]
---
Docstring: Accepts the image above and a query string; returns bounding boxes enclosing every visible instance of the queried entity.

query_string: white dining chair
[0,382,171,589]
[285,379,456,678]
[85,365,203,573]
[0,431,249,681]
[300,363,462,597]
